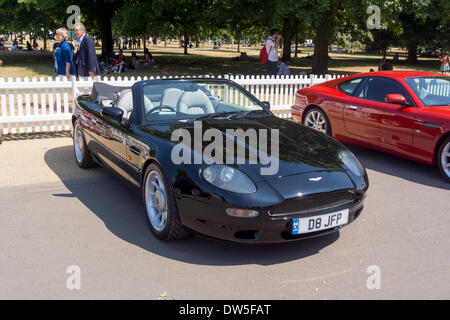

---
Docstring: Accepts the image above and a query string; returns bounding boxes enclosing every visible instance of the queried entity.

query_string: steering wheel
[147,105,176,116]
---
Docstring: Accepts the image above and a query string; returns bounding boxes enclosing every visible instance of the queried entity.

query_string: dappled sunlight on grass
[0,42,442,79]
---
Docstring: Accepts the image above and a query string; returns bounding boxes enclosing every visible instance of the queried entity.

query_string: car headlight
[339,149,365,176]
[201,165,256,194]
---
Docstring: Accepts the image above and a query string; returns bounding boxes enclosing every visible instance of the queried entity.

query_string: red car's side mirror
[385,94,407,105]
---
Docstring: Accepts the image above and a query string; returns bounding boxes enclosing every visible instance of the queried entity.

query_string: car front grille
[267,189,358,217]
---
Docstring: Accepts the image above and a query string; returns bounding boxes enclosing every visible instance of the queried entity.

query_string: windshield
[142,80,266,122]
[404,77,450,107]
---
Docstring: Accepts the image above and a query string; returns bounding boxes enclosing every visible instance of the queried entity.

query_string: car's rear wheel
[303,107,331,135]
[143,163,190,240]
[437,137,450,182]
[73,120,98,169]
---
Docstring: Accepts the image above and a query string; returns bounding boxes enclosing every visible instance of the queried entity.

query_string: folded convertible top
[91,82,130,103]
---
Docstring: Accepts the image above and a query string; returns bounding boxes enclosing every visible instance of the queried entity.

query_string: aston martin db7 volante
[72,79,368,243]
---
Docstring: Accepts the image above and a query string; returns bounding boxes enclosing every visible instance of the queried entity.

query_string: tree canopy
[1,0,448,74]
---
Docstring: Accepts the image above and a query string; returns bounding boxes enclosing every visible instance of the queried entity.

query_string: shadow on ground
[346,144,450,190]
[44,145,339,266]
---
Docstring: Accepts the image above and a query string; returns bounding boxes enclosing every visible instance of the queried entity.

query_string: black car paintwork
[74,79,368,243]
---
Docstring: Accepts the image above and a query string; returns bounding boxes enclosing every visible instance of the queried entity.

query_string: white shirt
[77,34,85,47]
[265,37,278,62]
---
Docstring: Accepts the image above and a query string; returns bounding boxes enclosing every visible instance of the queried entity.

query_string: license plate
[292,209,349,235]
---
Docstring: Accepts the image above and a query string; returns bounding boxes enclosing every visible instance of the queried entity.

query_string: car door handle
[419,123,440,129]
[347,105,358,110]
[129,146,141,156]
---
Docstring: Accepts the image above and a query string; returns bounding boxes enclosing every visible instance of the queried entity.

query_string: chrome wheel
[74,125,85,163]
[305,110,327,134]
[441,142,450,178]
[145,171,168,232]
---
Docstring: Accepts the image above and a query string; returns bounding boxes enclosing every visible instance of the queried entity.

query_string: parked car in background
[292,71,450,181]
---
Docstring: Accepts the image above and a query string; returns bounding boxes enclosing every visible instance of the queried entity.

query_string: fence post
[71,76,77,115]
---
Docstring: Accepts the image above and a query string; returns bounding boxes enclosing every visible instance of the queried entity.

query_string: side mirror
[101,107,123,122]
[261,101,270,109]
[385,94,408,105]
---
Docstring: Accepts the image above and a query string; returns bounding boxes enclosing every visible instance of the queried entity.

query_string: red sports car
[292,71,450,181]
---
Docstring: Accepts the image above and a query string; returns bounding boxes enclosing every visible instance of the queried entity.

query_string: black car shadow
[44,146,339,266]
[345,144,450,190]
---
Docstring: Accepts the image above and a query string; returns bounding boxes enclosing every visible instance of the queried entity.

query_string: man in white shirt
[266,29,281,75]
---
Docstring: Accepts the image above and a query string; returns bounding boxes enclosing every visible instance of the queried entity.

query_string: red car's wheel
[303,108,331,135]
[437,137,450,182]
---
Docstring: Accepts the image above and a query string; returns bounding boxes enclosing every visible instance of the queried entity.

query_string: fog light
[226,208,259,218]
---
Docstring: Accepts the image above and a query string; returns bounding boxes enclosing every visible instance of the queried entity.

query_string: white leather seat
[177,90,215,115]
[116,90,133,122]
[161,88,183,110]
[143,95,155,115]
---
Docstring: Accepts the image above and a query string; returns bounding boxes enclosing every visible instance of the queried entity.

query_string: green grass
[0,42,443,79]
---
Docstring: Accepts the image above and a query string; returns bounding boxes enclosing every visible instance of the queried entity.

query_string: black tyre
[73,120,98,169]
[142,163,190,240]
[437,136,450,182]
[303,107,332,135]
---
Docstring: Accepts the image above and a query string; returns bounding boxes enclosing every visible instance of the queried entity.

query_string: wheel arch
[141,158,170,187]
[302,104,332,136]
[434,131,450,166]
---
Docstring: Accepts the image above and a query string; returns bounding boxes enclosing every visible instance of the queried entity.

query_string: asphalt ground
[0,136,449,299]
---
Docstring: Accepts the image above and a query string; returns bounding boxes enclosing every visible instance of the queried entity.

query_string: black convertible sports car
[72,79,368,243]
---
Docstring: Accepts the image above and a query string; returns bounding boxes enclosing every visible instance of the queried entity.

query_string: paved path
[0,137,449,299]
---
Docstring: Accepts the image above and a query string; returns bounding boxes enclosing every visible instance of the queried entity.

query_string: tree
[215,0,275,52]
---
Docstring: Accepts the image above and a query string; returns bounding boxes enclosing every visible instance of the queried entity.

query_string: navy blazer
[75,35,99,77]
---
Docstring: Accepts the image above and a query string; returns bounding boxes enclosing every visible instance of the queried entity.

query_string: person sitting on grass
[32,40,39,51]
[26,41,33,51]
[127,51,141,70]
[277,58,290,76]
[98,59,107,74]
[142,48,155,69]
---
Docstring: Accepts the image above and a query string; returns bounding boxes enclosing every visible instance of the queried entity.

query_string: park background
[0,0,449,79]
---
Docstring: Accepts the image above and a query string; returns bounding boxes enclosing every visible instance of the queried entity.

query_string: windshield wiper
[187,111,248,122]
[228,110,269,118]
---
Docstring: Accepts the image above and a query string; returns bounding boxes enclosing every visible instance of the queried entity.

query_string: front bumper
[177,193,365,244]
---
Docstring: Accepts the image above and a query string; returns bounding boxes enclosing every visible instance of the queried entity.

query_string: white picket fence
[0,74,346,135]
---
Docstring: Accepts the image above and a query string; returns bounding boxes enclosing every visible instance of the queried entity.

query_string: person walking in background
[266,29,281,75]
[73,22,99,78]
[54,28,76,80]
[440,52,449,75]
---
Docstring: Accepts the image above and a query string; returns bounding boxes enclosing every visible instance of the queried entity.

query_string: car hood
[140,115,347,183]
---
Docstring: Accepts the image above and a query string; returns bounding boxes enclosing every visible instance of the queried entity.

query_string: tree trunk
[98,5,114,57]
[312,22,331,74]
[312,2,338,75]
[184,30,188,55]
[294,35,299,59]
[282,16,294,62]
[43,33,47,51]
[237,35,240,53]
[407,39,418,64]
[143,37,147,50]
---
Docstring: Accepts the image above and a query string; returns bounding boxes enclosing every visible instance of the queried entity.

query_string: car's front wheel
[73,120,98,169]
[303,107,331,135]
[143,163,190,240]
[437,136,450,182]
